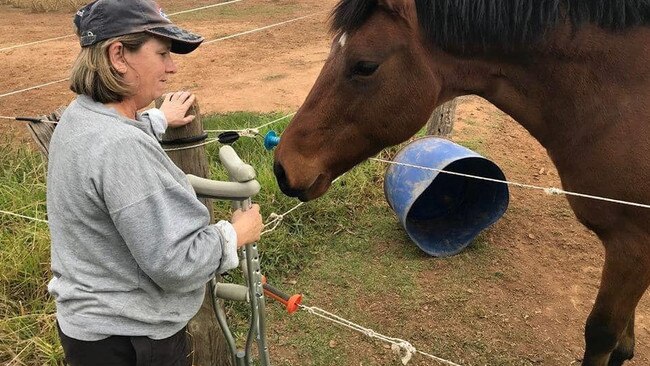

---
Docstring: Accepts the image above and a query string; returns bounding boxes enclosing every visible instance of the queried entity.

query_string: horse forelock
[330,0,379,34]
[331,0,650,54]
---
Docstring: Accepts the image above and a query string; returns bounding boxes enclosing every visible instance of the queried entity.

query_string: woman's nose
[167,58,177,74]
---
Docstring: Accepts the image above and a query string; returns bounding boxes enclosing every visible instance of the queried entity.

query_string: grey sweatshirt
[47,95,238,341]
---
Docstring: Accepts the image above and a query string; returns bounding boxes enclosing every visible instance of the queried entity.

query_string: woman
[47,1,264,365]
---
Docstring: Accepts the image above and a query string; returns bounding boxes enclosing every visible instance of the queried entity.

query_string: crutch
[187,145,269,365]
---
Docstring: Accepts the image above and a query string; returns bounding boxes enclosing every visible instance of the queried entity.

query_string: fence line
[167,112,295,152]
[370,157,650,210]
[165,128,650,212]
[0,112,296,222]
[0,12,324,100]
[203,11,324,45]
[302,305,463,366]
[0,35,75,53]
[0,78,70,99]
[0,116,58,124]
[167,0,243,16]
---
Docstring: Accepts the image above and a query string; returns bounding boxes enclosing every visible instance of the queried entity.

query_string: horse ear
[377,0,418,28]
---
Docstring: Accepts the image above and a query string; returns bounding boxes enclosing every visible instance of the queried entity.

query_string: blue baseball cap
[74,0,204,54]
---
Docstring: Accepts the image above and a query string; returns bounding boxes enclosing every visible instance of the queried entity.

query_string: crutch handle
[219,145,256,183]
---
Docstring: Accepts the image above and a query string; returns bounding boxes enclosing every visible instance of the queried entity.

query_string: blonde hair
[70,33,151,103]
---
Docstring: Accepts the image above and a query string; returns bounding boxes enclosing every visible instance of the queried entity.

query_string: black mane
[331,0,650,53]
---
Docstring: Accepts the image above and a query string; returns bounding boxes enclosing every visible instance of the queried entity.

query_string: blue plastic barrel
[384,137,509,257]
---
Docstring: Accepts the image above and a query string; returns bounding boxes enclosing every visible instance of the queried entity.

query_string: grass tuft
[0,140,60,365]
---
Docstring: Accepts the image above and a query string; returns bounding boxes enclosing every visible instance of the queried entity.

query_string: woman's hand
[231,204,264,248]
[159,91,196,128]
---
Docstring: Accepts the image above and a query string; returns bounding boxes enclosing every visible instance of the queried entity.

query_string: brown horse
[273,0,650,365]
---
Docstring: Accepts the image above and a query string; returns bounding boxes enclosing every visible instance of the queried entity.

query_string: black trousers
[57,324,192,366]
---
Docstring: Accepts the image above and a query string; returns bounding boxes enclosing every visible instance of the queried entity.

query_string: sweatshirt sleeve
[97,135,238,293]
[140,108,168,140]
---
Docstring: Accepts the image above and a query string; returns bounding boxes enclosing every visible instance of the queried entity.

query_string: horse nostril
[273,161,301,198]
[273,161,286,182]
[273,161,290,191]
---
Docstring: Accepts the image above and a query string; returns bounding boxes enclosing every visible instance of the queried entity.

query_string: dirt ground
[2,0,650,365]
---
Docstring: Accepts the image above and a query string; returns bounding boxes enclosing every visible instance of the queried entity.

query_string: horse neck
[438,25,650,157]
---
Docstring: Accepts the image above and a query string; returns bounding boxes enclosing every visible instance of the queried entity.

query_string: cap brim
[146,26,204,54]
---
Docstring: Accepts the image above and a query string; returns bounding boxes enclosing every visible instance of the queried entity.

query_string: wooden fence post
[426,98,458,136]
[25,107,64,160]
[156,98,231,366]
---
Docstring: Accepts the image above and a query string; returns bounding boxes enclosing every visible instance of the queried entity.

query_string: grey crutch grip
[186,175,260,200]
[219,145,256,183]
[214,283,250,302]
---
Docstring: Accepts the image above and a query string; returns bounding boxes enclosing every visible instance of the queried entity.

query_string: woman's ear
[107,42,128,74]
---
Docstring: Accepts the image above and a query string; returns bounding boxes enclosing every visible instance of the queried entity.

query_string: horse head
[273,0,443,201]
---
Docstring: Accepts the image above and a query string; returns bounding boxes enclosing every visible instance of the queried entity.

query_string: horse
[272,0,650,365]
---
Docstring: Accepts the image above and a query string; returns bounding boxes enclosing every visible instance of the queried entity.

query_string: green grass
[0,140,61,365]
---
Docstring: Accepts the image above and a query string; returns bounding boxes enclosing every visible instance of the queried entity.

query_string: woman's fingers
[182,94,196,106]
[169,91,192,102]
[159,91,196,128]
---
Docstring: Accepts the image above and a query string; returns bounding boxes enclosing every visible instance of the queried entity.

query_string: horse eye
[351,61,379,77]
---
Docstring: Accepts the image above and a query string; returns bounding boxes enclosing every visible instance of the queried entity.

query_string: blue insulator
[264,131,281,150]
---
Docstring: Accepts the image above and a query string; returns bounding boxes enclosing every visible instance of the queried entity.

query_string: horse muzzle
[273,161,331,202]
